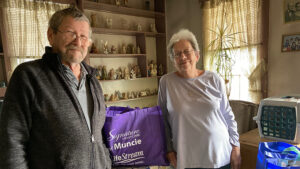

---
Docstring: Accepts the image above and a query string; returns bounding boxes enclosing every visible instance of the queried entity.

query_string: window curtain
[202,0,265,103]
[0,0,70,79]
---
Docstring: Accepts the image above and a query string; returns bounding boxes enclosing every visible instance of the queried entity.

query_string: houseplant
[205,23,244,96]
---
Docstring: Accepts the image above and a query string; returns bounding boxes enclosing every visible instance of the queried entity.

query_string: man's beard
[61,45,85,64]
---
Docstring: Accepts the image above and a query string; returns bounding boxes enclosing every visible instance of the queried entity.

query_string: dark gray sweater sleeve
[158,76,175,153]
[0,65,34,169]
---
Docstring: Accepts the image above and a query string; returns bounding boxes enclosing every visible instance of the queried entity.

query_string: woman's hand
[230,146,241,169]
[166,151,177,168]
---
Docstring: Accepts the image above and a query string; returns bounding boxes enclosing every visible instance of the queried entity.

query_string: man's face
[48,16,91,65]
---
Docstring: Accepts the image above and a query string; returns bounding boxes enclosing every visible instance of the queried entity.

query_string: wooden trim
[83,1,164,18]
[0,87,6,98]
[99,76,161,82]
[136,34,147,77]
[261,0,269,98]
[76,0,83,11]
[0,8,11,84]
[105,94,157,104]
[89,53,146,58]
[91,27,165,37]
[36,0,76,5]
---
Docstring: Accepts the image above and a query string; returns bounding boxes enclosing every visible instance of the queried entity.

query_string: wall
[268,1,300,97]
[165,0,203,73]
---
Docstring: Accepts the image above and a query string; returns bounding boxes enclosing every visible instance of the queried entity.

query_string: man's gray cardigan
[0,47,112,169]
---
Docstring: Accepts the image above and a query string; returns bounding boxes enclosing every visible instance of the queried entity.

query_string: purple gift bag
[103,106,169,166]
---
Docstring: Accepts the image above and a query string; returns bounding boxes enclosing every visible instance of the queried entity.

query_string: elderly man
[0,7,111,169]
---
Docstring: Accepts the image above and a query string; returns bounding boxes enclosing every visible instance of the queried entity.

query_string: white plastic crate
[253,96,300,143]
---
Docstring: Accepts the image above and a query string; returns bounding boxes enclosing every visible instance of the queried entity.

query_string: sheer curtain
[202,0,264,103]
[0,0,70,79]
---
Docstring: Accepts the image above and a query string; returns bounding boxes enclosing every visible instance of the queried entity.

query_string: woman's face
[173,39,199,74]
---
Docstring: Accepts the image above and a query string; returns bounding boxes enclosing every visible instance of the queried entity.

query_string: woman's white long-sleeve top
[158,71,239,169]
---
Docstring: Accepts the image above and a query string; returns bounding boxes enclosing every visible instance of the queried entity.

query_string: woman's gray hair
[167,29,199,61]
[48,7,92,38]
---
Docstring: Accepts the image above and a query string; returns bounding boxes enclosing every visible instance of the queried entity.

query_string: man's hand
[230,146,241,169]
[166,151,177,168]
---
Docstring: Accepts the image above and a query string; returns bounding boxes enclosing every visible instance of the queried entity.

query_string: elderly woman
[158,29,241,169]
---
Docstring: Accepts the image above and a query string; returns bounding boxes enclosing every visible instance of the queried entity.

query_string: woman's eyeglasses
[173,49,195,58]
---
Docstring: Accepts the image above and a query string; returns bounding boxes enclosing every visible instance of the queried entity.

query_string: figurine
[113,92,119,101]
[103,41,109,54]
[109,68,115,80]
[134,91,139,98]
[116,67,122,79]
[111,45,117,54]
[136,66,141,78]
[116,90,122,100]
[136,23,142,31]
[95,68,101,80]
[104,94,109,101]
[130,68,136,79]
[109,94,114,101]
[115,0,121,6]
[121,67,125,79]
[124,67,130,80]
[127,91,132,99]
[106,18,112,29]
[132,46,136,54]
[136,46,141,54]
[147,65,151,77]
[151,64,157,76]
[150,23,157,33]
[90,43,99,53]
[145,88,151,95]
[122,92,128,100]
[121,44,127,54]
[131,91,136,98]
[158,64,164,76]
[97,65,102,78]
[90,13,97,27]
[140,91,147,97]
[127,44,133,54]
[124,0,128,7]
[101,65,108,80]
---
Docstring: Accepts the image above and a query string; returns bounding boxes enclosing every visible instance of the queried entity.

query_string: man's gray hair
[48,7,92,38]
[167,29,199,61]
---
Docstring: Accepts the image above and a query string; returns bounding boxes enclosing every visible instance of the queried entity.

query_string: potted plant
[205,23,244,96]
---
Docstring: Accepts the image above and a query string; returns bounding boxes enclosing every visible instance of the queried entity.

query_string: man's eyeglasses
[173,49,195,58]
[57,30,90,44]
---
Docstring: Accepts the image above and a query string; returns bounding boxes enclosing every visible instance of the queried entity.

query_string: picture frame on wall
[284,0,300,23]
[282,33,300,52]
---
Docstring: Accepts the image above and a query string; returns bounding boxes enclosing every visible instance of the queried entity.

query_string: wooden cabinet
[81,0,167,107]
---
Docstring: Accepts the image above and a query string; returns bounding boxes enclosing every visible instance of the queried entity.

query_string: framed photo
[284,0,300,23]
[282,33,300,52]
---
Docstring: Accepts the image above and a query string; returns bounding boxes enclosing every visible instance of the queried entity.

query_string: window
[1,0,69,77]
[202,0,264,103]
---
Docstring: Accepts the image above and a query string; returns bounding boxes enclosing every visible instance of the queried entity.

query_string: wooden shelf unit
[83,0,166,107]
